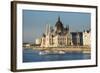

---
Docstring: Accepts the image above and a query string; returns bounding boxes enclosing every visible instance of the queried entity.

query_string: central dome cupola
[55,16,64,33]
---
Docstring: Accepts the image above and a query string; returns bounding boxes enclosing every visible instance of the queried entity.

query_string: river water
[23,48,91,62]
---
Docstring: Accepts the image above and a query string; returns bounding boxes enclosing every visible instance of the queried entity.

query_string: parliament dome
[55,16,64,32]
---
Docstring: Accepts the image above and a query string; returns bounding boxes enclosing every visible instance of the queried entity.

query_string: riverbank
[29,46,91,54]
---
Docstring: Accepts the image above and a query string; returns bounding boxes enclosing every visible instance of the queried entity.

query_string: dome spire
[58,16,60,21]
[55,16,64,33]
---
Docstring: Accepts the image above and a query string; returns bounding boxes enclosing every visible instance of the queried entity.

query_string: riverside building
[35,17,91,47]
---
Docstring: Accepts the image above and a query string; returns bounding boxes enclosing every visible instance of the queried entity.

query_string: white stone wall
[83,31,91,46]
[40,37,45,47]
[35,38,41,45]
[40,33,72,47]
[45,35,53,47]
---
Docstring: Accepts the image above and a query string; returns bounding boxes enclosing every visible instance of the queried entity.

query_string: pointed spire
[45,24,49,35]
[58,16,60,21]
[48,24,50,34]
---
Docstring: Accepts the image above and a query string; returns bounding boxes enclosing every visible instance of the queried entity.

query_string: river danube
[23,48,91,62]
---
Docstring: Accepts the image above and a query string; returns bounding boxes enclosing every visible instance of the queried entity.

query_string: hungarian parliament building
[36,17,91,47]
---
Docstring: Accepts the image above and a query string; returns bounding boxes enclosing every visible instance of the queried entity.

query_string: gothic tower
[55,16,64,33]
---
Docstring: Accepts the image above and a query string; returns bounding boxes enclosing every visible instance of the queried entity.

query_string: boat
[59,51,66,54]
[39,50,50,55]
[39,50,66,55]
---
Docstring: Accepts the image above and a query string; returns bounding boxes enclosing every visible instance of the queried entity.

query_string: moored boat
[39,50,66,55]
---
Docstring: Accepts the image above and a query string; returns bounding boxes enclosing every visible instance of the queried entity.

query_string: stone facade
[36,17,91,47]
[40,17,70,47]
[83,30,91,46]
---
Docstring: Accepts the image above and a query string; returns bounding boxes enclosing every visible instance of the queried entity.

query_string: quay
[30,46,91,54]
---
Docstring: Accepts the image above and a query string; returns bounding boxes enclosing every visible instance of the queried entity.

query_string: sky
[23,10,91,43]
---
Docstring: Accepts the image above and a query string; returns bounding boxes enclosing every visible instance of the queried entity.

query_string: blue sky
[23,10,91,43]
